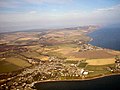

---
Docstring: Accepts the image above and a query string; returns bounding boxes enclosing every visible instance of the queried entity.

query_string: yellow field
[46,44,79,56]
[25,45,43,51]
[53,48,75,55]
[86,58,115,65]
[5,57,31,67]
[66,57,86,61]
[18,37,39,41]
[35,55,49,61]
[71,50,114,59]
[106,50,120,56]
[45,44,118,63]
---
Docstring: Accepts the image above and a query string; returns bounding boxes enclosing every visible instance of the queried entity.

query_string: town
[0,26,120,90]
[0,54,120,90]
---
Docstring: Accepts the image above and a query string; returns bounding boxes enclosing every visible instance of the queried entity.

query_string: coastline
[29,28,120,87]
[1,26,120,90]
[33,73,120,85]
[87,27,120,51]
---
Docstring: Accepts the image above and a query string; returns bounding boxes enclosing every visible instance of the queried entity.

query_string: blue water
[34,75,120,90]
[89,27,120,51]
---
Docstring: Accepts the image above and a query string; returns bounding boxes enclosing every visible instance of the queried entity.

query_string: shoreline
[15,28,120,86]
[33,73,120,85]
[87,28,120,51]
[1,27,120,90]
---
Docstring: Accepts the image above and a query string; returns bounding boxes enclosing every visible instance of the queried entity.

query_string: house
[83,71,89,75]
[80,69,89,75]
[115,56,120,69]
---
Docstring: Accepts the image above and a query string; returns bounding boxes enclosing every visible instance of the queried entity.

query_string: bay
[89,27,120,51]
[34,75,120,90]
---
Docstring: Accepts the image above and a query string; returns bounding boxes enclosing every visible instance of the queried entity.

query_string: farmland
[0,26,120,74]
[0,61,21,73]
[0,26,120,89]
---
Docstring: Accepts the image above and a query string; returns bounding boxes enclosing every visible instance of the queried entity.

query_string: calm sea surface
[89,27,120,51]
[33,27,120,90]
[34,75,120,90]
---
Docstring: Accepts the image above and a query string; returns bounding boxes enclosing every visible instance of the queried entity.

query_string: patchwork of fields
[0,26,120,80]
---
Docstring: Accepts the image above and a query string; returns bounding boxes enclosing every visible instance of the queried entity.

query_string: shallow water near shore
[89,27,120,51]
[34,74,120,90]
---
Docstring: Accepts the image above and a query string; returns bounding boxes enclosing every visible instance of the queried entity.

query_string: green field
[5,57,31,67]
[86,64,114,77]
[0,61,21,73]
[65,60,78,64]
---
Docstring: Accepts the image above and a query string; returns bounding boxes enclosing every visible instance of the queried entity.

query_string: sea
[33,26,120,90]
[88,26,120,51]
[34,75,120,90]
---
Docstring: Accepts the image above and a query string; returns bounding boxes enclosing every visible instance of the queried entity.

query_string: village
[0,54,120,90]
[0,56,88,90]
[0,26,120,90]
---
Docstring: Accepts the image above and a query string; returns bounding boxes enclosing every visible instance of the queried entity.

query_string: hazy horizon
[0,0,120,32]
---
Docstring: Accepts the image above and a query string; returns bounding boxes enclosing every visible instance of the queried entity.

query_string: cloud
[93,4,120,20]
[25,0,73,4]
[29,11,37,14]
[89,5,120,25]
[95,4,120,12]
[0,0,22,8]
[0,0,73,9]
[0,4,120,32]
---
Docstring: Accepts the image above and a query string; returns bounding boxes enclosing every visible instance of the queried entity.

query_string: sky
[0,0,120,32]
